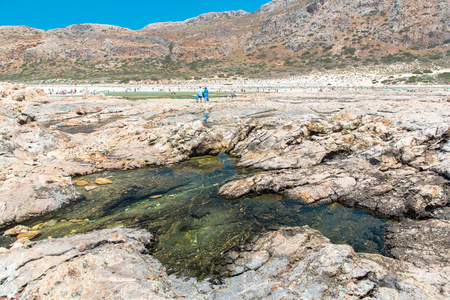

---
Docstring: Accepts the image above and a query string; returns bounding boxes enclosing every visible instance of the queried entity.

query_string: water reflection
[1,153,387,278]
[43,116,124,134]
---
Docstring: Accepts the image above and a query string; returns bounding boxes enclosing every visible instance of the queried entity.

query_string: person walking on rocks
[230,89,236,99]
[203,87,209,102]
[196,87,204,103]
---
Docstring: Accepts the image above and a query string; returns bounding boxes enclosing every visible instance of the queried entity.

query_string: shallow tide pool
[1,153,388,278]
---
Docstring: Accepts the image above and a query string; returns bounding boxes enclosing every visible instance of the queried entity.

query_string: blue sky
[0,0,270,30]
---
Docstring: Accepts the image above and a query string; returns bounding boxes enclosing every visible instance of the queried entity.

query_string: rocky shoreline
[0,82,449,298]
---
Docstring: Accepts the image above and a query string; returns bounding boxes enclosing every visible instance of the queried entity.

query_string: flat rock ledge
[0,227,448,299]
[385,219,450,267]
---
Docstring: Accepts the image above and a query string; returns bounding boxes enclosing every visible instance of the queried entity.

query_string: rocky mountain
[0,0,449,82]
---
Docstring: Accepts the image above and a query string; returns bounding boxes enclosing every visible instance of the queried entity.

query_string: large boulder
[0,174,83,228]
[0,228,180,299]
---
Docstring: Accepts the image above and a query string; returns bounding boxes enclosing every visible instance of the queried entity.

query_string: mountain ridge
[0,0,448,83]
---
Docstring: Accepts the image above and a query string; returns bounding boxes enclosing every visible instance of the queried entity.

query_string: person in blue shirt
[203,87,209,102]
[230,89,236,99]
[196,87,203,103]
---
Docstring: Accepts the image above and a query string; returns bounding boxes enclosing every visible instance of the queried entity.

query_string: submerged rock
[94,177,112,185]
[2,225,31,237]
[16,230,41,240]
[74,180,89,186]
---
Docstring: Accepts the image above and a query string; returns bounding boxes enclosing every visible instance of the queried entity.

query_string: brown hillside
[0,0,448,82]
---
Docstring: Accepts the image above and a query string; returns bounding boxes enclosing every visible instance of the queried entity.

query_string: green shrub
[343,48,356,55]
[438,72,450,82]
[417,76,434,83]
[256,53,267,59]
[321,57,333,64]
[407,76,417,83]
[428,54,442,60]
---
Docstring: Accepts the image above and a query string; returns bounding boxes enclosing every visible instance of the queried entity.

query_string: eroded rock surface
[212,226,449,299]
[220,105,450,219]
[0,228,179,299]
[385,219,450,267]
[1,227,448,299]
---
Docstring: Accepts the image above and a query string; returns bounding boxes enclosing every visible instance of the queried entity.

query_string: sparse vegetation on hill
[0,0,449,83]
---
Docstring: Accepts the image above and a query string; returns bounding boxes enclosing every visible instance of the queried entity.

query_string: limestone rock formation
[0,84,449,299]
[0,228,176,299]
[219,106,450,219]
[1,227,448,299]
[385,219,450,267]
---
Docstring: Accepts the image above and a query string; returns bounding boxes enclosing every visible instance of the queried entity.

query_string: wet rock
[17,230,41,240]
[3,225,31,236]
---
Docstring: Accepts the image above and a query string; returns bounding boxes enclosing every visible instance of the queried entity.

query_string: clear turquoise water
[0,153,387,278]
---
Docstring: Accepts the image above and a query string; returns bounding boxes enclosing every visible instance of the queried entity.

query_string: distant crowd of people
[47,88,106,95]
[48,88,79,95]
